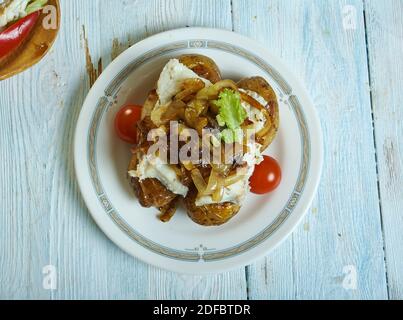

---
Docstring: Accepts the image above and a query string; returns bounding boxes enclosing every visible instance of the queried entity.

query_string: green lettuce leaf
[214,89,247,143]
[214,89,247,130]
[220,128,243,144]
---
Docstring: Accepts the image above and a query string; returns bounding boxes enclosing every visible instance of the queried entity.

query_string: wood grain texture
[0,68,51,300]
[0,0,247,300]
[364,0,403,300]
[232,0,388,299]
[95,0,246,300]
[0,0,401,300]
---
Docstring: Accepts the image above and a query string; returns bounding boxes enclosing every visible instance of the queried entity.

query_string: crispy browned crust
[179,54,222,84]
[237,76,280,151]
[184,188,241,226]
[129,176,178,209]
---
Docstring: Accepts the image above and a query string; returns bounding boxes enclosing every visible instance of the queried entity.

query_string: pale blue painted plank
[0,0,247,300]
[31,0,111,300]
[232,0,388,299]
[0,0,397,300]
[365,0,403,300]
[0,71,52,300]
[96,0,247,300]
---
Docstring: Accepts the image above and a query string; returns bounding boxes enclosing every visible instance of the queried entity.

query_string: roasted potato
[238,77,280,151]
[184,188,241,226]
[129,176,179,209]
[128,152,178,209]
[179,54,222,84]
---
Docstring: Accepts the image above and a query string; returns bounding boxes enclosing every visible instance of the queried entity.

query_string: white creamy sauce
[243,142,264,167]
[128,155,189,197]
[0,0,29,28]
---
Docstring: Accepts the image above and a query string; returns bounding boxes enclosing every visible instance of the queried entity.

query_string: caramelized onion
[184,107,198,126]
[223,168,248,187]
[224,175,244,187]
[240,92,271,139]
[195,117,209,135]
[184,107,208,134]
[196,80,238,100]
[170,165,183,177]
[160,100,186,123]
[191,169,207,194]
[212,183,224,202]
[188,99,209,116]
[151,104,168,126]
[159,198,179,222]
[240,92,265,111]
[175,79,206,102]
[211,162,231,175]
[203,170,221,196]
[182,161,194,171]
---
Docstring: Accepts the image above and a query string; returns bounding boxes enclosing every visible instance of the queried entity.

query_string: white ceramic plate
[74,28,323,274]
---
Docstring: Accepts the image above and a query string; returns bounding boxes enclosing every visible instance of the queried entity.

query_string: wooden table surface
[0,0,402,300]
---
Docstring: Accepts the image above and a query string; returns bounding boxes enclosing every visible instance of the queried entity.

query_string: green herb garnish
[214,89,247,143]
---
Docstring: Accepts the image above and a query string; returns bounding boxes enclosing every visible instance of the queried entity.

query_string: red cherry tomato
[250,156,282,194]
[114,105,142,144]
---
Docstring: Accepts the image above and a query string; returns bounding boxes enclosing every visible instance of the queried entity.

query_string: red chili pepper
[0,11,41,66]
